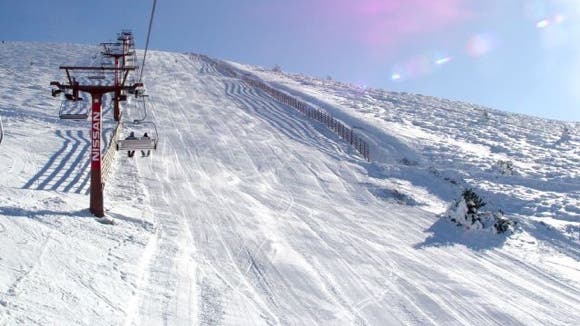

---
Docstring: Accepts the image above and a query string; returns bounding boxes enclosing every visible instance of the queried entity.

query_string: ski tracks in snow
[115,52,580,325]
[142,54,453,325]
[122,155,199,325]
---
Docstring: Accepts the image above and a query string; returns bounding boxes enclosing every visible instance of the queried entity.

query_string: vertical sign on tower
[90,94,104,217]
[91,97,101,169]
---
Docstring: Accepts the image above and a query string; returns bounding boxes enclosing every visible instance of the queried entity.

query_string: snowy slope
[0,42,579,325]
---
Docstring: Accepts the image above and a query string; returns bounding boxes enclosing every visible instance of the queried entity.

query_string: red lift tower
[117,30,136,68]
[51,66,142,217]
[101,42,133,121]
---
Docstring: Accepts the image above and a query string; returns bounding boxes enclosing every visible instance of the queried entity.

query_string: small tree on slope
[444,189,514,234]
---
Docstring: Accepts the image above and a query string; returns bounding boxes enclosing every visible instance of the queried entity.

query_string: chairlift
[58,95,88,120]
[86,66,107,82]
[64,93,83,101]
[127,77,138,94]
[132,86,146,97]
[116,121,158,152]
[87,75,106,81]
[116,94,158,152]
[101,58,114,67]
[51,89,62,97]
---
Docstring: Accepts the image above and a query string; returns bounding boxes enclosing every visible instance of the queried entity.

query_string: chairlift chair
[101,58,114,67]
[127,76,138,94]
[87,75,106,81]
[116,95,158,152]
[58,94,88,120]
[116,121,158,151]
[133,86,146,97]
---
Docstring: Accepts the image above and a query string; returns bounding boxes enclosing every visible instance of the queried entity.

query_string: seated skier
[125,131,137,157]
[141,132,151,157]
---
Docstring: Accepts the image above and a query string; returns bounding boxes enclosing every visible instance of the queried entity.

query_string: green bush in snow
[444,189,515,234]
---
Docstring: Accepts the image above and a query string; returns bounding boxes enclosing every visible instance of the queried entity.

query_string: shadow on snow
[22,130,91,194]
[414,218,509,251]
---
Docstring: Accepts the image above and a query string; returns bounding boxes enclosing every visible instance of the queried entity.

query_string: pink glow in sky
[467,33,496,57]
[329,0,474,46]
[261,0,474,47]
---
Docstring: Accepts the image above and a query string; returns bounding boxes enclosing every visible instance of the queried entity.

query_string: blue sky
[1,0,579,121]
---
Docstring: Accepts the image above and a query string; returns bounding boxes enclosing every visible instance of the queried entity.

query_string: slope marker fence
[240,76,370,161]
[194,56,371,161]
[102,122,122,185]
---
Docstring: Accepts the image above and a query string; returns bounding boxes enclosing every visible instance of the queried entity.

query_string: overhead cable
[139,0,157,83]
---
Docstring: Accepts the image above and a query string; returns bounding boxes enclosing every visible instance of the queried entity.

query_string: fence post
[349,129,353,145]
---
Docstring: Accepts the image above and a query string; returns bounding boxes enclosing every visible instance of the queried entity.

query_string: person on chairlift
[125,131,137,157]
[141,132,151,157]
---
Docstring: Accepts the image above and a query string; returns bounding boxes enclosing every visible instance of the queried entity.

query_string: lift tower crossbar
[51,66,142,217]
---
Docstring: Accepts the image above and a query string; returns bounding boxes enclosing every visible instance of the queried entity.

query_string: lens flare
[536,19,550,28]
[435,57,452,65]
[467,33,495,57]
[554,14,566,24]
[389,52,454,82]
[535,13,567,29]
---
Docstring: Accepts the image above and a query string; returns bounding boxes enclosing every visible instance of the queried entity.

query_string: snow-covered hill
[0,42,578,325]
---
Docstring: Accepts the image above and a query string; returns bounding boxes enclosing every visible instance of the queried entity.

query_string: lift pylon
[116,31,136,68]
[100,42,137,121]
[50,66,142,217]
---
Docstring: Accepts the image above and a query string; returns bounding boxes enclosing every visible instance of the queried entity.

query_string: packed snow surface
[0,42,578,325]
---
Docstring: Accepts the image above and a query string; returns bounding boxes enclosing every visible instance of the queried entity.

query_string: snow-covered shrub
[443,189,515,234]
[493,212,514,234]
[494,160,515,175]
[400,157,418,166]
